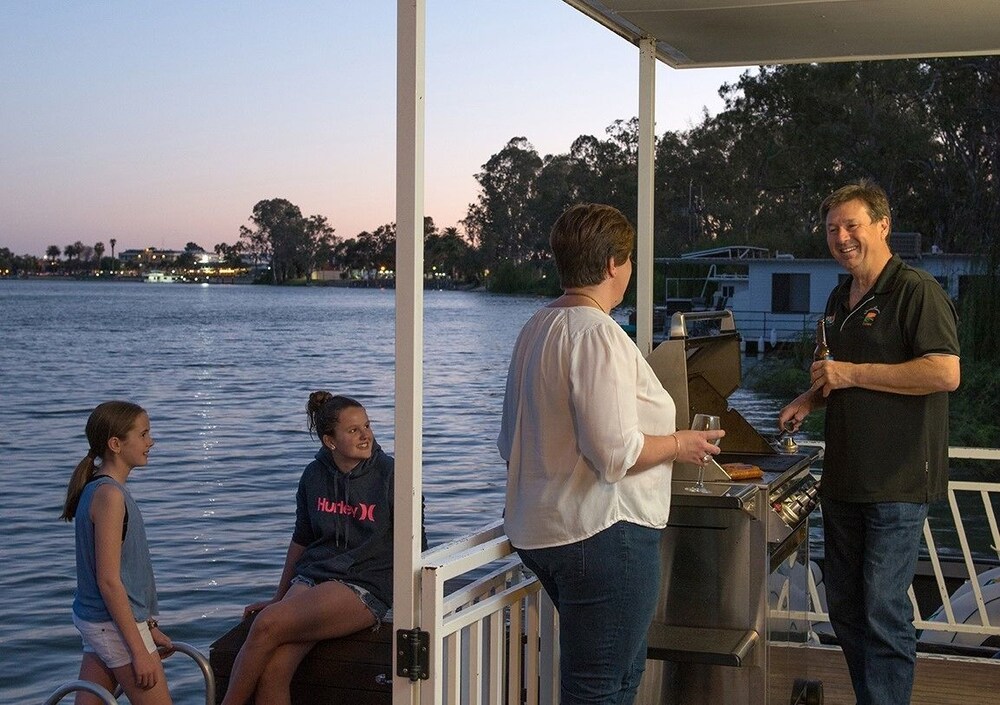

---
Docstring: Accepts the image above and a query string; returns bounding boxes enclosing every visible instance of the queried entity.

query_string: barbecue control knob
[780,502,800,524]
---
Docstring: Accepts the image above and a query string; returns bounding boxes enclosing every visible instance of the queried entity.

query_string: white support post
[636,37,656,356]
[395,3,426,705]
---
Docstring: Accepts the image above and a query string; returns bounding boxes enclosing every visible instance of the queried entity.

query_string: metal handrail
[45,642,213,705]
[168,642,216,705]
[43,680,118,705]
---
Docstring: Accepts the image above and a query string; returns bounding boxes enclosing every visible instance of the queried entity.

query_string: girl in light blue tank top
[61,401,174,705]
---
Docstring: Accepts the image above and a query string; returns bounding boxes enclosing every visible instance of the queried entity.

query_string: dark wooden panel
[210,616,392,705]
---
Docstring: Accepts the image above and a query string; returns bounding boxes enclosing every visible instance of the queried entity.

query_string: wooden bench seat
[209,616,392,705]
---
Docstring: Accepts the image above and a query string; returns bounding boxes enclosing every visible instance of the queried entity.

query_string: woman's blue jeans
[821,498,928,705]
[516,521,662,705]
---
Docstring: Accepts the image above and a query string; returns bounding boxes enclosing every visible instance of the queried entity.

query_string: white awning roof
[564,0,1000,68]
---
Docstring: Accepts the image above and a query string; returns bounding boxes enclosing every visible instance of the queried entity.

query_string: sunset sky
[1,1,750,257]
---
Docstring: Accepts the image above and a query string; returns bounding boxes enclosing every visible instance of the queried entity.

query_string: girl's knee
[248,610,285,645]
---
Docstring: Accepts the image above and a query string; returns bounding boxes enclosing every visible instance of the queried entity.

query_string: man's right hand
[778,391,817,433]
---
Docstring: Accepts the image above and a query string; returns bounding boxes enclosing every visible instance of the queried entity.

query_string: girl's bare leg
[220,581,375,705]
[74,653,117,705]
[111,656,172,705]
[252,641,314,705]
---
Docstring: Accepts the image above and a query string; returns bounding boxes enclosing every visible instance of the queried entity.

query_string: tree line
[465,58,999,264]
[4,56,997,358]
[220,199,477,286]
[460,57,999,360]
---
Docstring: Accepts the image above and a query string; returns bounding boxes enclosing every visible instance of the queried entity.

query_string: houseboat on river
[655,239,984,350]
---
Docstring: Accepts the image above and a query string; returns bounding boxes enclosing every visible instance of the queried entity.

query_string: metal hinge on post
[396,627,430,681]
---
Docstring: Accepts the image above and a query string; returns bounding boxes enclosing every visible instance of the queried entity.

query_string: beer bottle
[814,318,833,361]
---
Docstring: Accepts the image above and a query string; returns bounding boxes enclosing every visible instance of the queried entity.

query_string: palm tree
[94,242,105,271]
[109,238,117,259]
[46,245,61,260]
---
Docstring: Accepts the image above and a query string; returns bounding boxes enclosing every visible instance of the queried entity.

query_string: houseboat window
[772,273,810,313]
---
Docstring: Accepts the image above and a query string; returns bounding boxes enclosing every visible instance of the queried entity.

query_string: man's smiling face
[825,198,891,276]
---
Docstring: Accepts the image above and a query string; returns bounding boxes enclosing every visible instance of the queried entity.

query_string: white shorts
[72,613,157,669]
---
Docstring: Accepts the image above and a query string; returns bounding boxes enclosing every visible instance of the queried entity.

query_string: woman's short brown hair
[549,203,634,288]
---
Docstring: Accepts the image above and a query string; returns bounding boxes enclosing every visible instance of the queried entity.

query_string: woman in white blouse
[498,203,724,705]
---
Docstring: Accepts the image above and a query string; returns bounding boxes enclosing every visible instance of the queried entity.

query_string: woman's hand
[243,598,277,619]
[673,429,725,466]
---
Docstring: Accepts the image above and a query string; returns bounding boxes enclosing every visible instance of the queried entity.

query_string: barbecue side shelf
[647,623,760,667]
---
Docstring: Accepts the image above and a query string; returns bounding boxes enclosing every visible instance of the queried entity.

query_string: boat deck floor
[773,643,1000,704]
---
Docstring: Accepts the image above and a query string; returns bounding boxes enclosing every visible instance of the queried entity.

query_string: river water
[0,279,832,702]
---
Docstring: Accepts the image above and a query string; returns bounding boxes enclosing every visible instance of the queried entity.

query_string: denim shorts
[291,575,391,627]
[72,612,157,668]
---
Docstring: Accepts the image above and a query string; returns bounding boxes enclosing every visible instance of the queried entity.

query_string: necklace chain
[568,291,605,314]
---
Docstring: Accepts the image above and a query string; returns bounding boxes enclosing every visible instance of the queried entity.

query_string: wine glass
[686,413,721,493]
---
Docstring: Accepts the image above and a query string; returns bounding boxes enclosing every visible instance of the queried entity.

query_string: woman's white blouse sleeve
[568,324,644,483]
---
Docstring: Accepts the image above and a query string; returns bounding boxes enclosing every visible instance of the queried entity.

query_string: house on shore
[656,234,984,349]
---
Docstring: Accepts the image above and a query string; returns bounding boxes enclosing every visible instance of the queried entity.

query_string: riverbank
[0,271,483,289]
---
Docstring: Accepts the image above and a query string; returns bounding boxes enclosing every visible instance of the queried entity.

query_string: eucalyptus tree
[918,57,1000,362]
[464,137,544,267]
[240,198,307,284]
[679,61,934,255]
[530,153,575,241]
[303,214,338,280]
[239,199,343,284]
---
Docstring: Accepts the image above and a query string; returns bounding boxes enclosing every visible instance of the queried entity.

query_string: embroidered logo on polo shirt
[862,307,879,327]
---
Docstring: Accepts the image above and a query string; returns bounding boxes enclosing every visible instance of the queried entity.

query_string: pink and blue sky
[1,1,749,257]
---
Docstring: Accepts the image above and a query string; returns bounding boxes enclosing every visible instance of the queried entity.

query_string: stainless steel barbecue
[639,310,823,705]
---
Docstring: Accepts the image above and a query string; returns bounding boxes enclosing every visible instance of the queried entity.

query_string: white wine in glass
[686,413,721,494]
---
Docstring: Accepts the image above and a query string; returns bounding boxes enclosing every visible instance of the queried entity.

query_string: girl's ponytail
[61,453,98,521]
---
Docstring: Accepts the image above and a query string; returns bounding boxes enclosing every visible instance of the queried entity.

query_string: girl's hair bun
[307,390,333,415]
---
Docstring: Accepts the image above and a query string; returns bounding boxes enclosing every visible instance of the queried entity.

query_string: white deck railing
[796,445,1000,645]
[419,521,558,705]
[420,446,1000,705]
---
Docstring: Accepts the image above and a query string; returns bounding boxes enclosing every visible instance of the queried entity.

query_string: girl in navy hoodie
[222,392,396,705]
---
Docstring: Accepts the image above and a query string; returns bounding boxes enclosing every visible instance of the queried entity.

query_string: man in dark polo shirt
[779,179,960,705]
